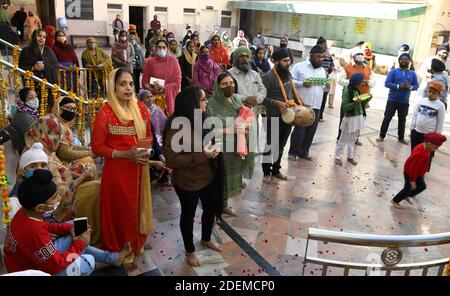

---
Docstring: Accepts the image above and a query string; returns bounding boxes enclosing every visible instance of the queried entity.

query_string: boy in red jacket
[3,169,131,275]
[391,132,447,209]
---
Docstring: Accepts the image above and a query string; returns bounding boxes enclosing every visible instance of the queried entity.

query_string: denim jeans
[55,236,119,276]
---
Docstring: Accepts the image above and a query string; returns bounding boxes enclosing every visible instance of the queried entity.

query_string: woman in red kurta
[142,39,182,115]
[209,34,229,70]
[92,68,153,271]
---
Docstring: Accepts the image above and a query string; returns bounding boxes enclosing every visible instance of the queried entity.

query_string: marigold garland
[0,148,11,226]
[40,79,48,116]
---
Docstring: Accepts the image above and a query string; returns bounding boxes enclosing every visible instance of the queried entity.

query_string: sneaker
[398,139,409,145]
[376,137,384,142]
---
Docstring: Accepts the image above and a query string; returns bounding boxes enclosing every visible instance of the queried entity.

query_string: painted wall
[52,0,238,44]
[249,10,420,56]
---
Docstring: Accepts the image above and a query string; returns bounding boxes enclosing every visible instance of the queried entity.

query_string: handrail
[0,38,21,51]
[0,58,96,104]
[308,228,450,248]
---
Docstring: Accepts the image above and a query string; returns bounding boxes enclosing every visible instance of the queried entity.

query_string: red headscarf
[209,34,229,66]
[44,25,56,48]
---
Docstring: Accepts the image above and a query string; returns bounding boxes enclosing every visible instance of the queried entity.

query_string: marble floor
[1,73,450,276]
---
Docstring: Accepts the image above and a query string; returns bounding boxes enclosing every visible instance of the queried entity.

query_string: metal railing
[303,228,450,276]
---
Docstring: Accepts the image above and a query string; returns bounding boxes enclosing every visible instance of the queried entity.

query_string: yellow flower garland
[0,148,11,226]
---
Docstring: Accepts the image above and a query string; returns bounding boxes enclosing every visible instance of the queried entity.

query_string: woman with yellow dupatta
[81,37,113,98]
[92,68,153,271]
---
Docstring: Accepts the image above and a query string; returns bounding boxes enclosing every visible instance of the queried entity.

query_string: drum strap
[273,68,302,106]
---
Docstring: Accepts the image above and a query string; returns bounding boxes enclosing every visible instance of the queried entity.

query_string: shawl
[81,46,113,77]
[183,48,197,65]
[44,25,55,48]
[112,39,130,64]
[221,31,233,49]
[141,55,182,114]
[169,42,182,58]
[107,69,153,235]
[51,96,76,146]
[52,40,79,66]
[207,79,256,180]
[24,115,75,222]
[210,34,229,66]
[253,57,271,74]
[193,55,222,93]
[16,94,39,119]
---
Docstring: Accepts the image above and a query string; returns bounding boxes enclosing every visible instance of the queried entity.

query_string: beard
[276,64,290,80]
[237,62,250,73]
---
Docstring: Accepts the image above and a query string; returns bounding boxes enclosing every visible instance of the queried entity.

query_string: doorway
[36,0,56,27]
[129,6,144,43]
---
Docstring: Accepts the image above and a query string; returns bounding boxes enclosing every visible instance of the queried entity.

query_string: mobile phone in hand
[74,217,88,237]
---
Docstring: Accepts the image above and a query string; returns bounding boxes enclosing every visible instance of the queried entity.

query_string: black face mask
[221,86,235,98]
[280,43,287,48]
[60,110,76,121]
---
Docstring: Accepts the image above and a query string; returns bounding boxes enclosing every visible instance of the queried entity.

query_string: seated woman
[52,96,97,180]
[0,88,39,155]
[81,37,113,98]
[24,115,92,222]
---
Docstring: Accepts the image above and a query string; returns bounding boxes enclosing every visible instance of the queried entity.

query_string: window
[155,6,168,12]
[221,10,232,28]
[107,4,122,10]
[206,6,214,10]
[184,8,195,14]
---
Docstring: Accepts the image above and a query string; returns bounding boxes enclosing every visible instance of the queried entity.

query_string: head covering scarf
[221,31,233,48]
[24,115,75,221]
[44,25,56,48]
[168,39,181,58]
[137,89,152,101]
[16,91,39,119]
[207,76,256,180]
[107,69,152,234]
[53,36,79,66]
[210,34,229,66]
[82,37,114,77]
[112,32,130,64]
[183,42,197,65]
[193,54,222,93]
[52,96,76,146]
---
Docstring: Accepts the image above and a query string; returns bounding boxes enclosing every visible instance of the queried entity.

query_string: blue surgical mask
[25,170,34,178]
[157,49,167,58]
[26,98,39,110]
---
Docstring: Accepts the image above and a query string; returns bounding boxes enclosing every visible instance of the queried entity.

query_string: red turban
[424,132,447,146]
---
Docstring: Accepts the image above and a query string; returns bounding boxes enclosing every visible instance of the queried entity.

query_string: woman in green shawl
[207,72,255,216]
[221,31,234,57]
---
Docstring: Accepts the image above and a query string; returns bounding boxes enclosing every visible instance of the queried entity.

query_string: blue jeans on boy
[55,236,119,276]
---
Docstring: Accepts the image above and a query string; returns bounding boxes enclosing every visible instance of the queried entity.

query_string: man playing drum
[288,45,328,161]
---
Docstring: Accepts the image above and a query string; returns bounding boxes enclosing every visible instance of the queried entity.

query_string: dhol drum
[281,105,315,127]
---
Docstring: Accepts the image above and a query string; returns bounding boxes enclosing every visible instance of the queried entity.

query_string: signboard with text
[354,18,367,34]
[291,15,300,31]
[65,0,94,20]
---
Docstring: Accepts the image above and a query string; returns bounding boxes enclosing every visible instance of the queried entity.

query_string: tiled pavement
[1,71,450,276]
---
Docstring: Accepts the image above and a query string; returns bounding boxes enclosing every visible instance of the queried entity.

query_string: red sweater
[404,143,431,182]
[3,208,87,275]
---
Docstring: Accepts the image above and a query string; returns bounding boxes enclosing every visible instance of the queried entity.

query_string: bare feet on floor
[115,242,132,267]
[201,240,223,252]
[300,155,313,161]
[335,159,343,166]
[273,172,288,181]
[223,207,237,216]
[144,241,153,250]
[123,262,138,273]
[263,175,272,184]
[391,200,403,209]
[404,197,413,205]
[185,252,200,267]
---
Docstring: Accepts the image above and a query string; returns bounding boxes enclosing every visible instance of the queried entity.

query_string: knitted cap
[18,169,57,210]
[19,143,48,170]
[424,132,447,146]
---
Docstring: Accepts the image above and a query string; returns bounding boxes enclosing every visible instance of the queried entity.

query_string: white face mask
[157,49,167,58]
[120,36,127,42]
[88,43,97,49]
[257,34,261,38]
[26,98,39,110]
[44,201,60,214]
[355,55,365,62]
